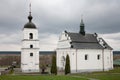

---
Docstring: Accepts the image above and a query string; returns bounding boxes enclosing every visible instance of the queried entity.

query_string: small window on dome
[29,33,33,39]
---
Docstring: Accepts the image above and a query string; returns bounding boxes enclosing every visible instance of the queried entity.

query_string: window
[70,42,72,44]
[97,54,100,60]
[30,53,33,56]
[71,45,73,48]
[85,54,88,60]
[29,33,33,39]
[30,45,33,48]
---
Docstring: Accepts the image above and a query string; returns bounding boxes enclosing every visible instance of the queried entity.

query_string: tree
[65,54,70,75]
[51,55,57,75]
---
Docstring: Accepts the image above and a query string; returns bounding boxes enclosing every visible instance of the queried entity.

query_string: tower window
[30,45,33,48]
[85,54,88,60]
[30,53,33,56]
[97,54,100,60]
[29,33,33,39]
[71,45,73,48]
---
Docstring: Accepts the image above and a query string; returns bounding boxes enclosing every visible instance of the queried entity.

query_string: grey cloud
[1,0,120,35]
[0,0,120,50]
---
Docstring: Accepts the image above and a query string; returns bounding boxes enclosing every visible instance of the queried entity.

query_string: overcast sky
[0,0,120,51]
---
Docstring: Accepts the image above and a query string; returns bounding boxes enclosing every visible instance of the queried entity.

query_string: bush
[9,68,14,74]
[65,54,70,75]
[51,55,57,75]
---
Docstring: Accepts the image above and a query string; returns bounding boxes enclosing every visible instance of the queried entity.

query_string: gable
[57,31,112,50]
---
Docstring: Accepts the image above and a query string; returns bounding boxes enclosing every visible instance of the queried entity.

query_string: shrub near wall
[65,54,70,75]
[51,55,57,75]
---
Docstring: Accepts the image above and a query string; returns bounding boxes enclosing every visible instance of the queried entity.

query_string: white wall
[21,28,40,73]
[21,49,39,72]
[22,41,39,48]
[56,49,76,71]
[57,32,71,49]
[57,48,113,73]
[103,49,113,71]
[76,49,103,72]
[23,28,38,40]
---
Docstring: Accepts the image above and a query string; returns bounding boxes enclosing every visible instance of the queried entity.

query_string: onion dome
[24,12,36,29]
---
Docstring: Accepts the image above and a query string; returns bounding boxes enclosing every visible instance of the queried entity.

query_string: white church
[56,19,113,73]
[20,5,113,73]
[21,11,40,72]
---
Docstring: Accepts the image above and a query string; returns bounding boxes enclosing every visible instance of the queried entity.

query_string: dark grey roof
[68,33,98,43]
[24,22,36,29]
[71,43,103,49]
[67,32,112,49]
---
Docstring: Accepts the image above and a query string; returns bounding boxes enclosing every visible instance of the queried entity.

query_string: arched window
[97,54,100,60]
[29,33,33,39]
[30,53,33,56]
[85,54,88,60]
[30,45,33,48]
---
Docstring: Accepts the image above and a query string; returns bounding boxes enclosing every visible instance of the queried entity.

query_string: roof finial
[29,2,31,15]
[28,1,32,22]
[81,14,83,19]
[81,14,83,24]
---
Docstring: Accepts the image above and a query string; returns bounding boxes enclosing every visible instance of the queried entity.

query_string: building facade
[21,12,40,72]
[56,19,113,73]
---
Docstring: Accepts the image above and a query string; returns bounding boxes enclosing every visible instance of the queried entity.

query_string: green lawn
[1,68,120,80]
[0,74,120,80]
[0,75,88,80]
[71,67,120,80]
[78,73,120,80]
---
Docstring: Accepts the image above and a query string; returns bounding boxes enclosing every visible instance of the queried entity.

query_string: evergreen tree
[51,55,57,75]
[65,54,70,75]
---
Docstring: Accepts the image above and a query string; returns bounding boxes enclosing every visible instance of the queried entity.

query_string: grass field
[0,73,120,80]
[76,73,120,80]
[72,67,120,80]
[0,68,120,80]
[0,75,88,80]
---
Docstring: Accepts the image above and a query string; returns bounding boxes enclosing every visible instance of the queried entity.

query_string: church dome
[24,22,36,29]
[24,14,36,29]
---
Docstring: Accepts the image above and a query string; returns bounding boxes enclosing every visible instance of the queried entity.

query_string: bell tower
[21,3,40,73]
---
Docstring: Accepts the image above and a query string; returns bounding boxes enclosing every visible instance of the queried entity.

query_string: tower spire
[29,2,31,15]
[79,15,85,35]
[28,2,32,22]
